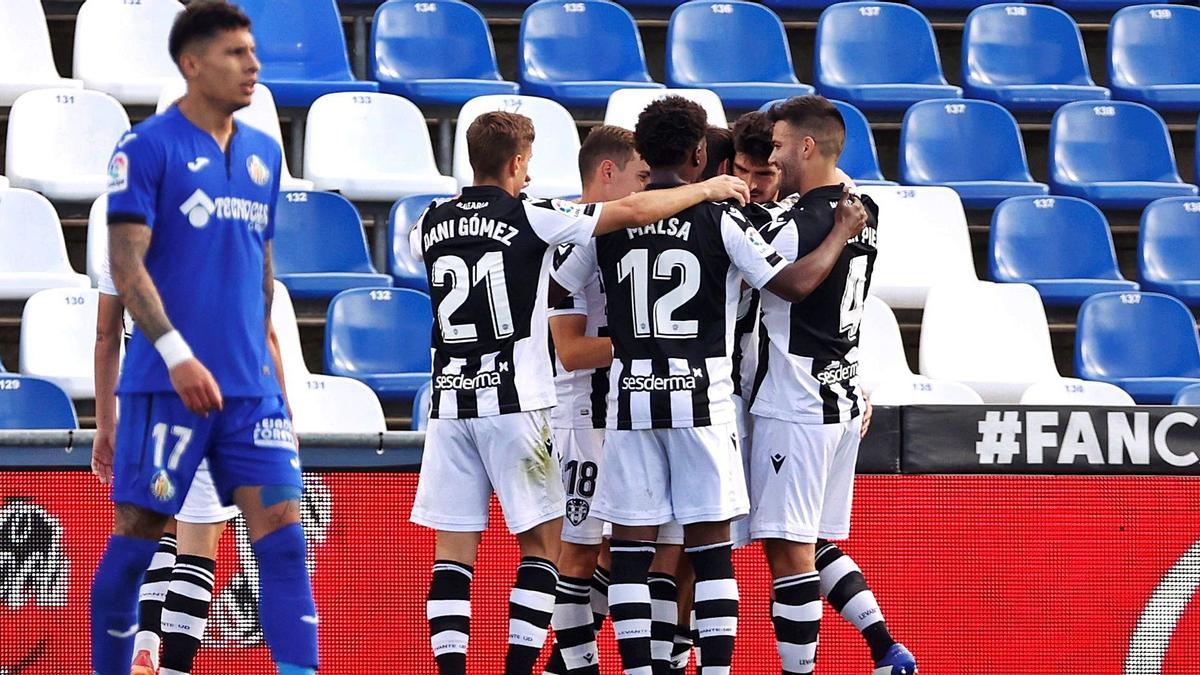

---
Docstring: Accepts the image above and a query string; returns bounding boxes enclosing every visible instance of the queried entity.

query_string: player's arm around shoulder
[592,174,751,236]
[763,184,869,303]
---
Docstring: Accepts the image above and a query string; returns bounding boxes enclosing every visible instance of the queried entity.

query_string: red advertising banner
[1,471,1198,674]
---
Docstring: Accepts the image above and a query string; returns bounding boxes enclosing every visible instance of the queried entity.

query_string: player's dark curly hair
[168,1,252,66]
[732,112,775,165]
[634,96,708,170]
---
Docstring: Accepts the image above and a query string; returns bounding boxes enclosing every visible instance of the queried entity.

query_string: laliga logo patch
[107,152,129,192]
[246,154,271,187]
[553,199,584,218]
[150,470,175,502]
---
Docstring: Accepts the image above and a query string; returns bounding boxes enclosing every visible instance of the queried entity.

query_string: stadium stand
[19,288,101,400]
[5,88,130,202]
[757,98,893,184]
[900,98,1049,208]
[869,378,985,405]
[858,295,914,395]
[605,88,727,130]
[370,0,518,106]
[761,0,838,11]
[388,193,452,291]
[908,0,993,10]
[0,374,77,430]
[303,92,456,201]
[665,0,814,109]
[235,0,378,108]
[857,185,977,309]
[273,190,393,300]
[291,374,388,434]
[989,195,1138,306]
[962,4,1110,112]
[519,0,663,107]
[1053,0,1161,11]
[1076,291,1200,403]
[1139,196,1200,306]
[814,2,961,111]
[413,380,432,431]
[0,0,82,106]
[1049,101,1198,209]
[1019,378,1137,405]
[325,287,433,401]
[920,282,1060,403]
[453,95,582,197]
[0,188,90,300]
[1174,382,1200,405]
[269,280,311,387]
[72,0,184,105]
[1108,4,1200,113]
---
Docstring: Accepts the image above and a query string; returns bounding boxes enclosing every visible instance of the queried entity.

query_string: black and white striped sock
[590,565,610,633]
[608,540,656,675]
[816,543,895,663]
[551,575,600,674]
[772,572,821,675]
[686,542,737,675]
[427,559,472,675]
[647,573,678,672]
[505,556,558,675]
[669,623,693,674]
[132,532,176,662]
[158,555,215,675]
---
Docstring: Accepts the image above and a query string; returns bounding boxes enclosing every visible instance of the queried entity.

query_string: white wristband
[154,330,194,370]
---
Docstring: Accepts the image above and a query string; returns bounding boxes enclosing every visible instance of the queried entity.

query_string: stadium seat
[304,92,456,201]
[665,0,815,109]
[0,176,7,190]
[520,0,664,107]
[858,295,913,394]
[413,380,432,430]
[759,98,893,184]
[1108,5,1200,112]
[269,280,310,388]
[962,4,1110,112]
[815,3,961,111]
[325,287,433,401]
[990,195,1138,306]
[900,99,1049,208]
[454,95,582,197]
[920,282,1060,403]
[19,288,101,399]
[908,0,993,10]
[1139,197,1200,307]
[869,377,985,405]
[1019,378,1137,405]
[370,0,518,106]
[73,0,183,105]
[1174,382,1200,405]
[388,194,453,291]
[1049,101,1198,209]
[0,375,77,430]
[856,185,977,309]
[273,191,393,299]
[235,0,378,108]
[291,374,387,434]
[5,89,131,202]
[156,81,312,191]
[605,88,727,130]
[0,189,90,300]
[0,0,82,106]
[1076,291,1200,403]
[1053,0,1160,11]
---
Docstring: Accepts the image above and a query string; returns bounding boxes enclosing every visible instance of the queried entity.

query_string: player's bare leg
[683,521,738,674]
[156,520,227,675]
[763,539,820,675]
[648,545,682,673]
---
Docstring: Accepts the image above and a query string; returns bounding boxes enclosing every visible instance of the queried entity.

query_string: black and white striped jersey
[413,185,603,419]
[751,185,879,425]
[549,251,610,430]
[555,184,788,430]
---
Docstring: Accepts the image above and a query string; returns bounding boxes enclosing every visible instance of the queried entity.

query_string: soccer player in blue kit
[88,3,318,674]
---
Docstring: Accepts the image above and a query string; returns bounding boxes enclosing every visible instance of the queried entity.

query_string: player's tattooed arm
[765,185,868,303]
[108,222,175,342]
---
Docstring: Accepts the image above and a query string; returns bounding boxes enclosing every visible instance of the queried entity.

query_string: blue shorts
[112,393,302,515]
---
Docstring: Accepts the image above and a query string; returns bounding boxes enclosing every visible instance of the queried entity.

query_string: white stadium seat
[156,81,313,191]
[869,376,985,406]
[0,189,90,300]
[73,0,184,105]
[291,374,387,434]
[919,281,1060,403]
[1020,378,1137,406]
[603,88,728,131]
[269,280,310,387]
[20,288,101,399]
[304,92,455,201]
[857,185,977,309]
[0,0,83,106]
[0,176,8,190]
[858,295,913,396]
[454,95,582,198]
[86,194,109,288]
[5,89,131,202]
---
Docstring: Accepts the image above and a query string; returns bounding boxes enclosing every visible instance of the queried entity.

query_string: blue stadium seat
[0,375,77,429]
[325,287,433,401]
[761,0,837,11]
[520,0,663,107]
[909,0,993,10]
[900,99,1049,208]
[1049,101,1198,209]
[237,0,377,107]
[273,191,393,300]
[990,195,1138,306]
[963,4,1110,112]
[1108,5,1200,113]
[388,193,455,291]
[666,1,814,109]
[815,3,961,112]
[1075,291,1200,403]
[1174,382,1200,405]
[370,0,518,106]
[1139,197,1200,307]
[413,380,432,430]
[762,97,894,184]
[1053,0,1159,11]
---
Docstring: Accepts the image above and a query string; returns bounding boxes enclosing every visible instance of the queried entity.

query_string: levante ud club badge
[565,497,589,527]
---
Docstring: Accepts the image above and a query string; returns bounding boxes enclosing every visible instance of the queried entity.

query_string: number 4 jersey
[413,185,603,419]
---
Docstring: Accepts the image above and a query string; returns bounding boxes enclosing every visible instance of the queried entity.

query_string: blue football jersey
[106,105,282,397]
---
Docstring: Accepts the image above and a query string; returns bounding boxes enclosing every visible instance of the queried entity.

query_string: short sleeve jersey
[106,105,283,397]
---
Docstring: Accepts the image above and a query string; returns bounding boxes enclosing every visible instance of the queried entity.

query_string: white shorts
[411,410,564,534]
[729,396,754,549]
[177,459,240,524]
[749,415,862,544]
[591,422,748,528]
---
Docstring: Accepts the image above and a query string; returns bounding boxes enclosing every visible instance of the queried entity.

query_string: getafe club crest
[246,154,271,186]
[150,470,176,502]
[566,497,590,526]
